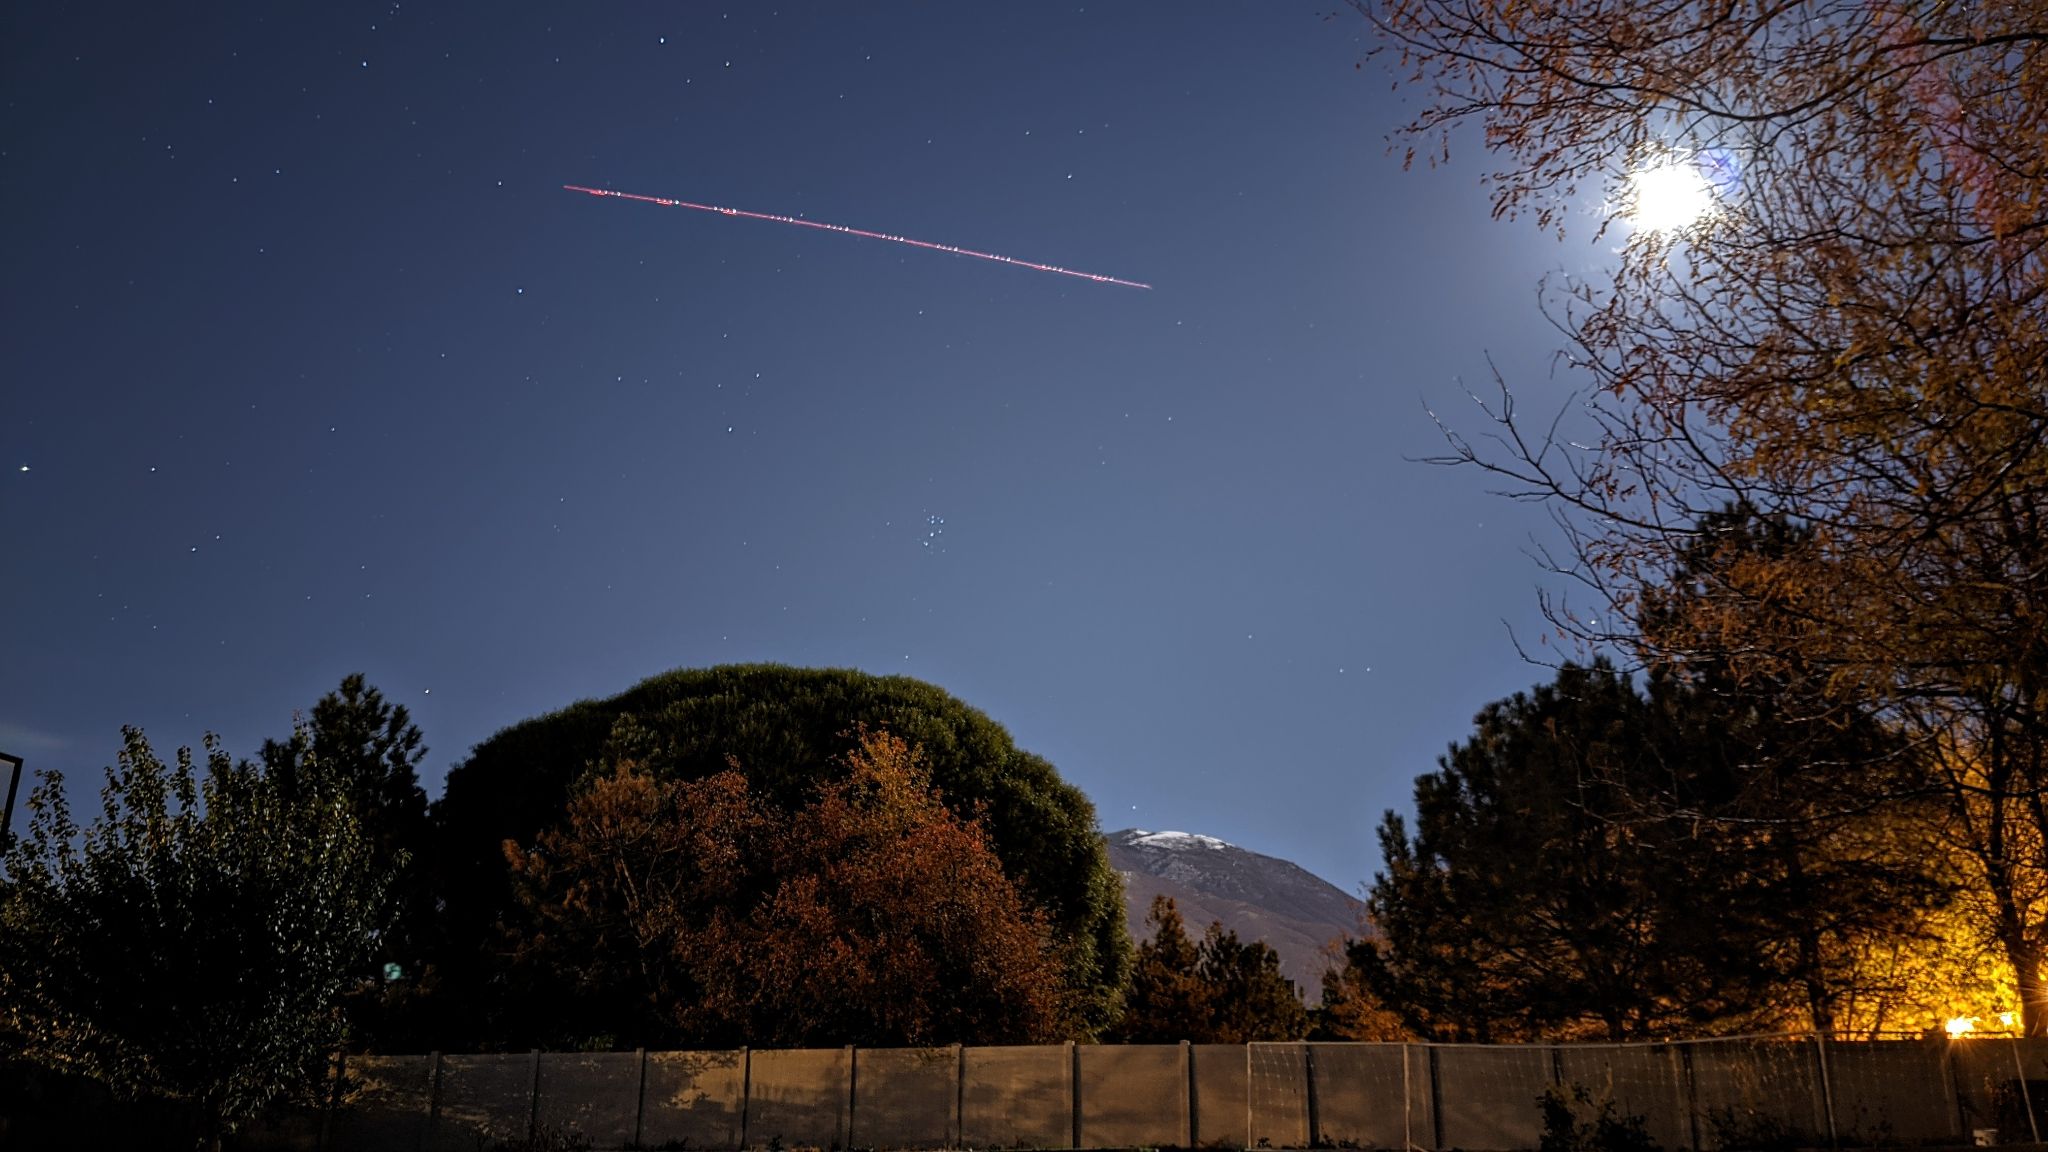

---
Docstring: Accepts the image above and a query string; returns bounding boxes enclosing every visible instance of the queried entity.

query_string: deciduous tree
[0,729,390,1149]
[505,729,1069,1048]
[434,664,1127,1045]
[1365,0,2048,1029]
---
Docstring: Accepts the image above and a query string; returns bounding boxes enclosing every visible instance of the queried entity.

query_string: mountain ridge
[1105,827,1366,1000]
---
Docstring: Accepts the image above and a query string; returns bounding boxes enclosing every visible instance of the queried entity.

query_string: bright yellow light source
[1999,1012,2019,1030]
[1627,162,1717,233]
[1947,1016,1977,1037]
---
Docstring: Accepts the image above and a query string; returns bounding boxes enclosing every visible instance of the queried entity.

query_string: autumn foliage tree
[1366,0,2048,1029]
[1113,896,1309,1043]
[503,729,1069,1049]
[434,665,1127,1046]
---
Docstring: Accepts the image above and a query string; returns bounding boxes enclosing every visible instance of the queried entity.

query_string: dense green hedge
[427,664,1130,1043]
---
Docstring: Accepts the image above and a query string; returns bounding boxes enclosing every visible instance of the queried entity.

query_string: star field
[2,2,1593,890]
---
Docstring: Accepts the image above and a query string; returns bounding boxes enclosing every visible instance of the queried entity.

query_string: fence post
[1400,1045,1411,1152]
[1811,1034,1839,1150]
[1303,1042,1320,1150]
[842,1045,857,1151]
[423,1051,444,1152]
[1181,1040,1194,1149]
[952,1043,965,1149]
[528,1049,543,1142]
[633,1048,648,1150]
[1427,1044,1445,1152]
[1674,1043,1701,1152]
[2012,1036,2043,1144]
[1245,1043,1254,1151]
[739,1046,752,1150]
[1068,1040,1081,1150]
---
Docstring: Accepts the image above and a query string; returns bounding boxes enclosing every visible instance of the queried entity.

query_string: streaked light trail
[564,184,1151,290]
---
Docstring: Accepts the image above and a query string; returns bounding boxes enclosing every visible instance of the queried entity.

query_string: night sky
[2,3,1610,892]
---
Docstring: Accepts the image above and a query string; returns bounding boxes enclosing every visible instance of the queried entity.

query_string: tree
[1360,648,1953,1040]
[1113,895,1308,1042]
[429,664,1128,1046]
[1360,663,1705,1041]
[0,728,391,1149]
[1622,509,1954,1037]
[1313,938,1412,1041]
[503,729,1069,1048]
[1115,897,1220,1042]
[1196,920,1312,1043]
[1366,0,2048,1030]
[261,674,432,1048]
[260,673,428,848]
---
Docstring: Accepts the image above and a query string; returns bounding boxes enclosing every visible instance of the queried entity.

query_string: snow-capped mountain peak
[1128,829,1233,851]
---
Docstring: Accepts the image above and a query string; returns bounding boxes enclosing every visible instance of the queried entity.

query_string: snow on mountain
[1106,828,1366,1001]
[1128,830,1233,851]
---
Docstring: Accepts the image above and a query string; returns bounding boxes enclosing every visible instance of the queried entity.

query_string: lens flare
[565,184,1151,290]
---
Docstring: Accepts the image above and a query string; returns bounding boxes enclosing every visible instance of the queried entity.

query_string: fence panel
[1557,1043,1691,1152]
[741,1047,848,1149]
[429,1053,532,1150]
[1432,1044,1554,1152]
[1952,1037,2048,1143]
[1823,1040,1954,1144]
[1079,1044,1184,1148]
[1689,1036,1824,1150]
[1307,1043,1413,1150]
[1247,1042,1310,1149]
[961,1045,1070,1149]
[850,1046,957,1149]
[534,1051,641,1149]
[1193,1043,1250,1148]
[640,1049,745,1149]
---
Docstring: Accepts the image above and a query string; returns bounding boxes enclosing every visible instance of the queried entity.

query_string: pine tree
[1114,895,1309,1042]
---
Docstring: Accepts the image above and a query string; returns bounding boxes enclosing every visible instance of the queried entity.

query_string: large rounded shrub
[427,664,1129,1044]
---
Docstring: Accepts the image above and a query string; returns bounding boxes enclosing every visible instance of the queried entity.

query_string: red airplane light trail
[564,184,1151,290]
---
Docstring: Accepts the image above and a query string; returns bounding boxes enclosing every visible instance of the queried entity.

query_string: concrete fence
[236,1036,2048,1151]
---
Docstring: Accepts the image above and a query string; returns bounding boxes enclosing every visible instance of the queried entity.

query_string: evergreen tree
[1194,920,1309,1043]
[260,673,427,872]
[1312,938,1410,1041]
[1114,897,1211,1042]
[1359,662,1698,1041]
[1359,637,1949,1040]
[261,674,431,1048]
[1113,895,1307,1042]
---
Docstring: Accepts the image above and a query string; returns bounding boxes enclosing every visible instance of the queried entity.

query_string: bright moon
[1626,162,1717,232]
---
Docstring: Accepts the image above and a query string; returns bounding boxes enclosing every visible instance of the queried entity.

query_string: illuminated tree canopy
[1363,0,2048,1030]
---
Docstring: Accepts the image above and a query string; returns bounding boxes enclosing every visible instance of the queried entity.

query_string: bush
[1539,1084,1662,1152]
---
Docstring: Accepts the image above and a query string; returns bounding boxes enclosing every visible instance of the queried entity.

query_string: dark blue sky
[2,2,1609,891]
